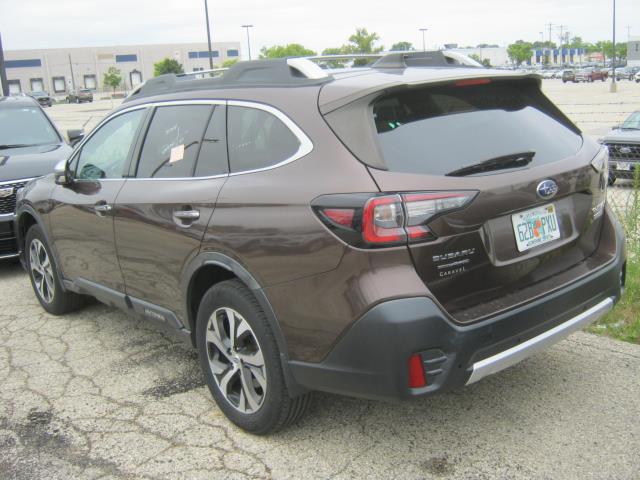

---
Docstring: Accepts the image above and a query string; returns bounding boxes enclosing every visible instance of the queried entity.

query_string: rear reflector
[455,78,491,87]
[408,353,427,388]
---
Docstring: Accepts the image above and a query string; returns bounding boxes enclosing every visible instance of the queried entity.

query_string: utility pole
[627,25,632,41]
[0,33,8,96]
[557,24,567,64]
[419,28,428,51]
[546,22,553,45]
[545,22,553,65]
[68,54,76,91]
[204,0,214,69]
[241,25,253,60]
[610,0,617,92]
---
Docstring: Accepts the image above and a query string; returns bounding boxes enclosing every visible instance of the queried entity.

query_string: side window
[227,106,300,173]
[195,105,229,177]
[75,109,145,180]
[136,105,212,178]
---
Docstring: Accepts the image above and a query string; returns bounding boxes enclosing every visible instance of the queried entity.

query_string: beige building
[2,41,241,97]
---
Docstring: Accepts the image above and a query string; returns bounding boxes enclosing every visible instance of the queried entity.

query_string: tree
[153,58,184,77]
[259,44,316,59]
[390,41,414,52]
[532,41,557,49]
[348,27,383,53]
[102,67,122,95]
[507,40,533,66]
[468,54,492,68]
[222,59,238,68]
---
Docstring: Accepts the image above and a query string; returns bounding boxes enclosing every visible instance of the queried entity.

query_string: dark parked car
[27,91,53,107]
[575,67,607,82]
[0,96,78,259]
[66,89,93,103]
[600,111,640,185]
[561,70,575,83]
[15,53,626,434]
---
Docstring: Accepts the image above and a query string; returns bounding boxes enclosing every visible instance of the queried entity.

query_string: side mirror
[67,128,85,147]
[54,159,71,185]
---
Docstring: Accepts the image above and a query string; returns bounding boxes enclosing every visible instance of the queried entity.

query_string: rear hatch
[322,75,609,322]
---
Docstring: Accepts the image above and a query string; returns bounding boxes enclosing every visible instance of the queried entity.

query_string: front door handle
[94,202,112,216]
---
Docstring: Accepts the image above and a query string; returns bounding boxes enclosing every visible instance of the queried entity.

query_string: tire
[196,279,310,434]
[25,225,86,315]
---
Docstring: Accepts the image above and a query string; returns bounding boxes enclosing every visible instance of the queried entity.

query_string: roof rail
[124,58,333,102]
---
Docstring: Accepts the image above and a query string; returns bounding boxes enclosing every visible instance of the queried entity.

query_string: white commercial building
[628,36,640,67]
[2,41,241,97]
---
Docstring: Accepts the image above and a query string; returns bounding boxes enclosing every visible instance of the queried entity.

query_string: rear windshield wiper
[446,152,535,177]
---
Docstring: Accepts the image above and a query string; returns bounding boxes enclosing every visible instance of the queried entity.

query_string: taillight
[362,195,406,244]
[313,191,476,248]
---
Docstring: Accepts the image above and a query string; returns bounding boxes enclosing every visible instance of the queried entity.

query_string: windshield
[621,112,640,129]
[0,107,60,146]
[372,80,582,175]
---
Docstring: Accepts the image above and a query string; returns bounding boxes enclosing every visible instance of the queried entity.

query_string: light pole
[419,28,428,51]
[242,25,254,61]
[610,0,617,92]
[204,0,214,69]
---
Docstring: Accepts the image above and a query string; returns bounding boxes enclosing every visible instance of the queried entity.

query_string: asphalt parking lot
[2,80,640,479]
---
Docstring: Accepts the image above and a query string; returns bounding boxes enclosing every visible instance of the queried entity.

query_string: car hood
[601,129,640,144]
[0,143,73,182]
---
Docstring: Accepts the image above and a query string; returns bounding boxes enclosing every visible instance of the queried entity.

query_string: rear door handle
[173,210,200,220]
[173,209,200,227]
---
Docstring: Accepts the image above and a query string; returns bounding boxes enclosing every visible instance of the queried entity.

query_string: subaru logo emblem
[536,180,558,200]
[0,187,14,199]
[619,147,632,154]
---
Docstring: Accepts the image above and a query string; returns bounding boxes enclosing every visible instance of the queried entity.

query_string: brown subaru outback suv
[15,52,626,434]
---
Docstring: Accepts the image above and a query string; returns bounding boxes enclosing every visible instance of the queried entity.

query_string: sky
[2,0,639,58]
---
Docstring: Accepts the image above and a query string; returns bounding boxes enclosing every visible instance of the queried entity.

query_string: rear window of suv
[371,79,582,176]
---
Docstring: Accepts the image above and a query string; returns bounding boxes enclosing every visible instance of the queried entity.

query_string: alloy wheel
[29,239,55,303]
[205,307,267,413]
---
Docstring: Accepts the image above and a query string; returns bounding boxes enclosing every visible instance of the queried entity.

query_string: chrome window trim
[68,99,313,182]
[226,100,314,177]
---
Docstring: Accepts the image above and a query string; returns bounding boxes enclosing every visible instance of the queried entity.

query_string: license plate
[511,204,561,252]
[617,162,631,171]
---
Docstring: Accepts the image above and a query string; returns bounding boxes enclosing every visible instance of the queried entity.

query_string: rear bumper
[289,209,626,401]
